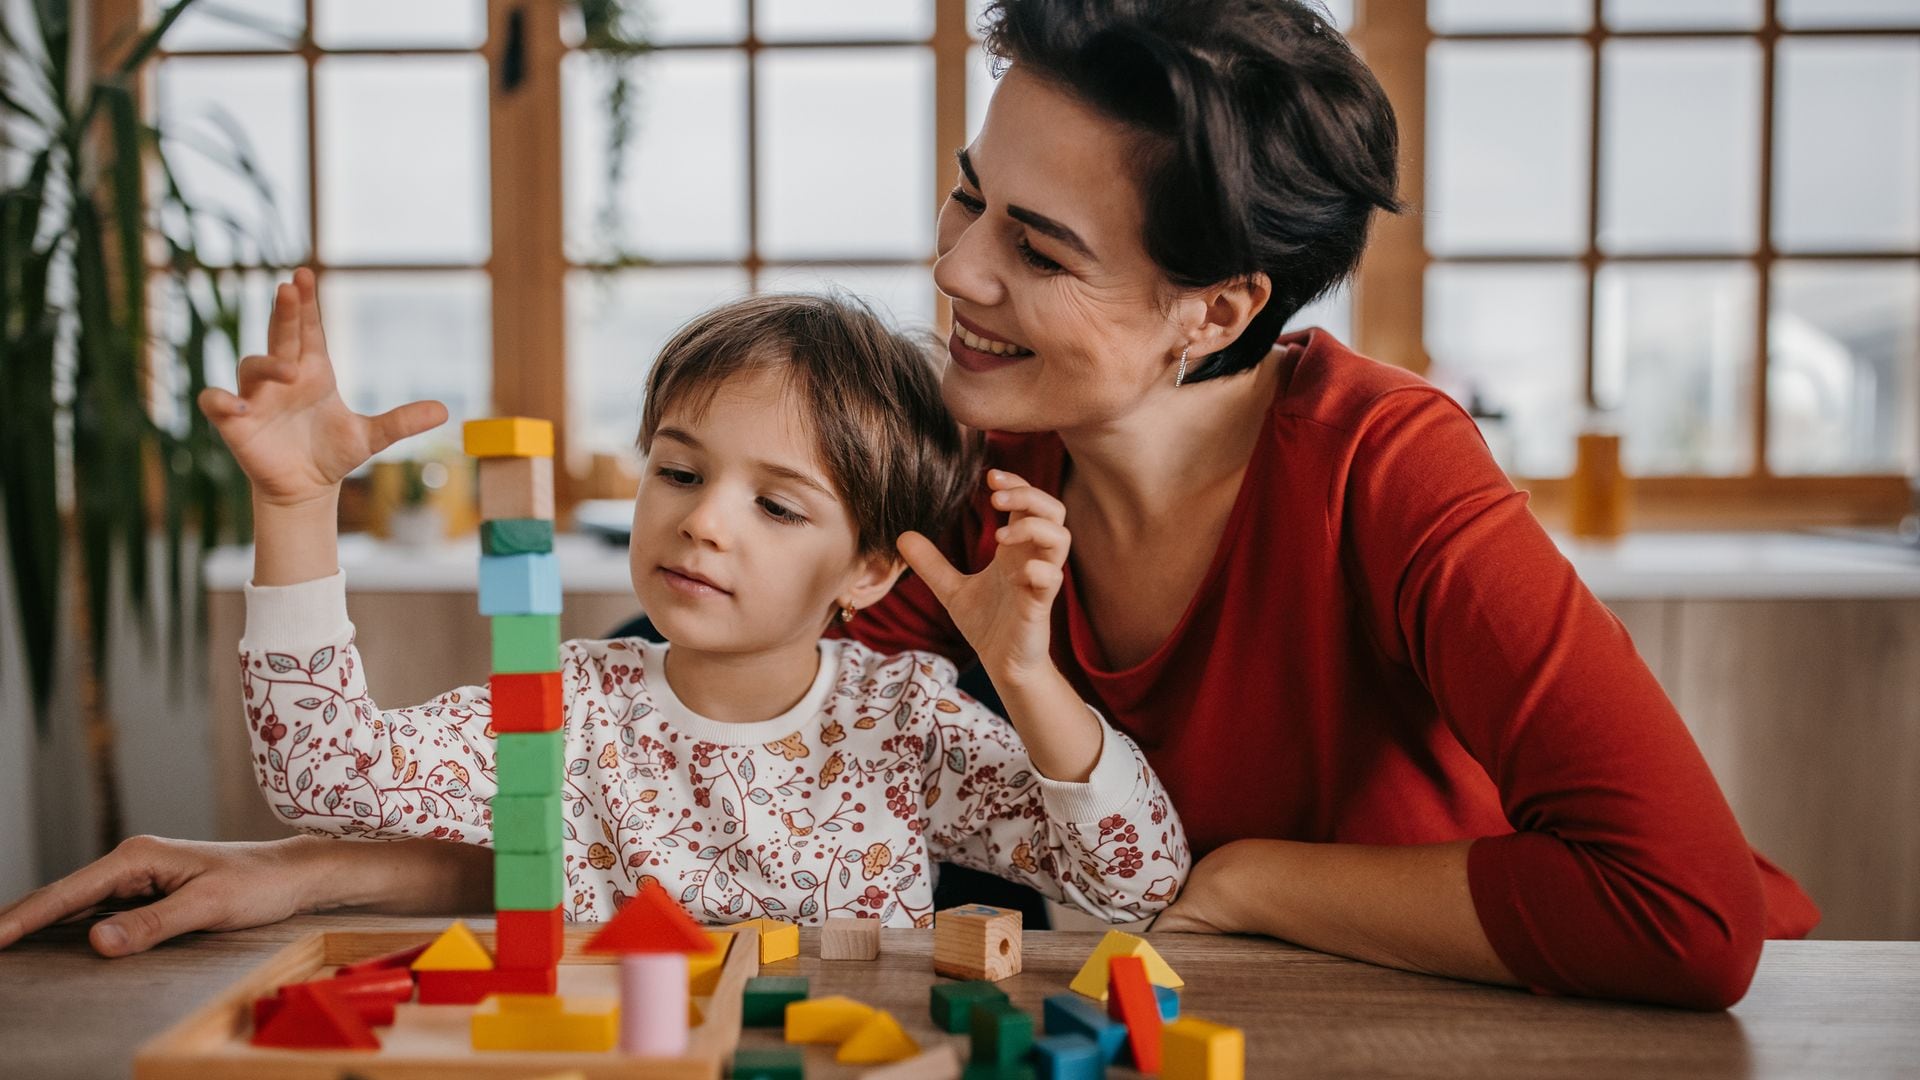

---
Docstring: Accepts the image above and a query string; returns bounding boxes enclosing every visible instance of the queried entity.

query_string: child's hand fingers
[366,399,450,455]
[196,386,248,422]
[265,280,299,362]
[236,354,298,397]
[898,530,969,608]
[1021,558,1063,596]
[988,471,1065,525]
[994,517,1070,564]
[293,267,331,361]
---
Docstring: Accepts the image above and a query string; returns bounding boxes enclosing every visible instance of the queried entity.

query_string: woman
[0,0,1814,1008]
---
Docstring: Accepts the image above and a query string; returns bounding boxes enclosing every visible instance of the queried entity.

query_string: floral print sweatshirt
[240,572,1190,927]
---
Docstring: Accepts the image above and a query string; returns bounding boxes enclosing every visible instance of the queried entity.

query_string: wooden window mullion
[1351,0,1431,373]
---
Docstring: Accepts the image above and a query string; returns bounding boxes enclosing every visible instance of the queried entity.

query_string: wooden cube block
[1161,1017,1246,1080]
[933,904,1021,981]
[478,553,562,616]
[494,848,563,910]
[742,975,810,1028]
[820,915,880,960]
[491,613,560,674]
[495,731,562,795]
[479,455,554,521]
[729,1047,806,1080]
[491,793,561,854]
[494,906,564,970]
[481,517,555,556]
[463,417,554,458]
[930,980,1008,1033]
[416,965,555,1005]
[969,999,1034,1068]
[1032,1034,1104,1080]
[743,917,799,963]
[489,671,562,734]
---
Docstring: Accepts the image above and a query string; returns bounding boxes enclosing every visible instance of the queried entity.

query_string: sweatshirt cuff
[1034,707,1143,825]
[242,570,352,653]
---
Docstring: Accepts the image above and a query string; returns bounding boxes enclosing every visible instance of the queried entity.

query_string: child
[208,271,1188,927]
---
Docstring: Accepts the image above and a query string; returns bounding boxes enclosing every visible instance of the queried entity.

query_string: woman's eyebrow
[955,147,1096,261]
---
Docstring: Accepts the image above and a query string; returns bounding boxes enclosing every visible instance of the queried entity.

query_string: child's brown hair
[638,292,980,558]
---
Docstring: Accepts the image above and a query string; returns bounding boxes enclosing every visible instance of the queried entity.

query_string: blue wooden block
[1033,1034,1104,1080]
[1042,994,1126,1064]
[479,553,561,616]
[1154,984,1179,1021]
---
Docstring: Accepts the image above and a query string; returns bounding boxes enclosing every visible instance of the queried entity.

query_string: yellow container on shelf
[1569,429,1629,539]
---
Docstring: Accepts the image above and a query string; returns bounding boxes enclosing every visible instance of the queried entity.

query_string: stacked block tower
[466,417,567,980]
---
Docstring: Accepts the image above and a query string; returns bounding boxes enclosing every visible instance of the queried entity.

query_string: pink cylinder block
[619,952,689,1056]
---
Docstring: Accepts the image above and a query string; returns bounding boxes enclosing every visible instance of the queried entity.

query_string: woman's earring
[1174,345,1190,388]
[839,604,857,623]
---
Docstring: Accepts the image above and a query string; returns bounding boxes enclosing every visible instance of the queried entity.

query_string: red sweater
[845,330,1818,1009]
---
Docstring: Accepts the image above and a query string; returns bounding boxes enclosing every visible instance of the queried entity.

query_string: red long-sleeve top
[844,329,1818,1010]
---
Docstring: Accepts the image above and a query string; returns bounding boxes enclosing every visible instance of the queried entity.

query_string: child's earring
[1174,345,1190,388]
[839,604,857,623]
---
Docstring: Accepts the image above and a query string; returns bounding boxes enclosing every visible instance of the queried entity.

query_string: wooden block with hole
[932,903,1021,981]
[479,455,554,521]
[821,915,881,960]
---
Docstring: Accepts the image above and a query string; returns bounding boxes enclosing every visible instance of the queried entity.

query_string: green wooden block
[481,517,554,556]
[494,847,563,910]
[495,732,562,796]
[741,976,810,1028]
[728,1047,805,1079]
[961,1065,1035,1080]
[931,979,1009,1033]
[491,614,560,674]
[971,999,1034,1068]
[491,793,561,853]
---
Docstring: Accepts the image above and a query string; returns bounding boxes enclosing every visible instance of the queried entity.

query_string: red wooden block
[335,941,430,977]
[490,671,564,733]
[1107,954,1163,1072]
[496,906,565,970]
[251,982,380,1050]
[584,879,712,956]
[415,965,557,1005]
[253,967,416,1029]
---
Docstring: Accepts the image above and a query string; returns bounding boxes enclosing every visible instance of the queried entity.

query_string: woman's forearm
[1191,838,1518,987]
[296,835,494,916]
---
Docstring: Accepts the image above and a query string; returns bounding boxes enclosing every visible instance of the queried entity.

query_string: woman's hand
[1152,839,1255,934]
[197,267,446,510]
[898,469,1070,691]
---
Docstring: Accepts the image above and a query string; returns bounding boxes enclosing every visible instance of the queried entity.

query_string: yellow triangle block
[1069,930,1183,1001]
[413,920,495,971]
[688,930,733,995]
[836,1009,919,1064]
[784,995,875,1044]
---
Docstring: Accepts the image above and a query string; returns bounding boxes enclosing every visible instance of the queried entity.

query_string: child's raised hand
[196,268,447,507]
[898,470,1070,691]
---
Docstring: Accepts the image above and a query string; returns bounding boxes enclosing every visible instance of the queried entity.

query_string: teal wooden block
[931,980,1009,1033]
[495,732,562,796]
[494,847,563,910]
[729,1047,804,1079]
[491,793,561,853]
[481,518,554,556]
[742,976,810,1028]
[1154,984,1179,1021]
[491,614,559,673]
[479,553,561,616]
[1033,1034,1103,1080]
[970,999,1034,1068]
[1043,994,1125,1063]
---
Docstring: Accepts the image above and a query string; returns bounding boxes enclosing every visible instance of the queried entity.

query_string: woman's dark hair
[638,292,981,558]
[981,0,1402,382]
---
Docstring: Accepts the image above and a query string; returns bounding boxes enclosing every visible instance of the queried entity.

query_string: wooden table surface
[1,915,1914,1079]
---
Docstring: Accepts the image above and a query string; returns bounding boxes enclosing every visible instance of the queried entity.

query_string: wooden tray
[134,924,759,1079]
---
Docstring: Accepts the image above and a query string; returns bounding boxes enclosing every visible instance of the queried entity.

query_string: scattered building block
[730,1047,806,1080]
[785,995,876,1044]
[1106,954,1162,1073]
[738,917,800,963]
[494,847,564,910]
[463,417,555,458]
[688,930,734,995]
[1032,1034,1104,1080]
[334,941,429,977]
[930,980,1009,1034]
[479,455,555,520]
[1042,993,1126,1063]
[251,981,380,1050]
[1162,1017,1245,1080]
[496,731,563,795]
[821,915,881,960]
[411,921,493,972]
[617,952,692,1056]
[959,1060,1037,1079]
[858,1043,963,1080]
[490,671,563,733]
[1068,929,1183,1002]
[970,999,1035,1068]
[491,613,561,674]
[491,792,563,853]
[585,879,716,955]
[253,967,414,1031]
[479,552,562,616]
[470,993,617,1052]
[742,975,810,1028]
[494,906,564,970]
[1155,984,1180,1021]
[481,517,555,556]
[836,1009,919,1065]
[933,904,1021,982]
[416,965,555,1005]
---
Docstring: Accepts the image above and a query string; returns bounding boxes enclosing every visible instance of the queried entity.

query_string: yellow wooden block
[835,1009,919,1064]
[463,417,554,458]
[1162,1017,1246,1080]
[688,930,733,995]
[412,920,494,971]
[1068,929,1183,1001]
[784,995,875,1044]
[743,917,799,964]
[470,994,618,1052]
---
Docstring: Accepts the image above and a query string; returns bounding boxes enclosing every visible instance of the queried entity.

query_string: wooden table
[1,915,1914,1078]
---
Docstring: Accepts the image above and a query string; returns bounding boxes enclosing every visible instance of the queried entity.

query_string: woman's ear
[1182,272,1273,357]
[842,552,909,614]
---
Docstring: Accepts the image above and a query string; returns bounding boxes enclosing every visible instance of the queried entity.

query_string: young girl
[209,271,1188,927]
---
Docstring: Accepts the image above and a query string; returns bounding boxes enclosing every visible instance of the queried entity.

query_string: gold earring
[1175,345,1190,387]
[838,604,857,623]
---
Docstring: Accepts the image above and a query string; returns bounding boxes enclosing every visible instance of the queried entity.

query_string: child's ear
[843,552,908,613]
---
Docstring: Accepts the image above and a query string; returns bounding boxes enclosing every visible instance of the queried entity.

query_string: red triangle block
[254,967,416,1030]
[584,879,714,955]
[335,941,430,977]
[252,981,380,1050]
[1107,953,1162,1072]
